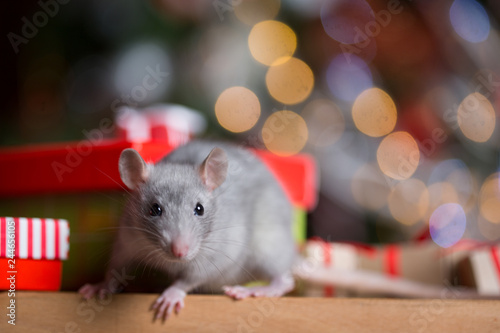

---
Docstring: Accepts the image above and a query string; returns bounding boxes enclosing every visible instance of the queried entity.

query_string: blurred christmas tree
[2,0,500,246]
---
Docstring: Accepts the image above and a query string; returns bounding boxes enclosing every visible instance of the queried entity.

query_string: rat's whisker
[201,245,257,282]
[197,252,227,291]
[203,239,252,250]
[94,166,132,194]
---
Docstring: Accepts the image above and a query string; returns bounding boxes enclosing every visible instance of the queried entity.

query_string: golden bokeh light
[248,20,297,66]
[235,0,280,26]
[351,163,391,211]
[352,88,397,137]
[457,92,496,143]
[479,172,500,224]
[388,178,429,226]
[301,99,345,147]
[262,110,308,156]
[376,131,420,180]
[215,86,261,133]
[265,57,314,105]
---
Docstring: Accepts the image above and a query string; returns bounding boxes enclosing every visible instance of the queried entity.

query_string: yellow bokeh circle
[265,57,314,105]
[377,131,420,180]
[388,178,429,226]
[352,88,397,137]
[248,20,296,66]
[262,110,308,156]
[215,86,261,133]
[479,172,500,223]
[457,92,496,143]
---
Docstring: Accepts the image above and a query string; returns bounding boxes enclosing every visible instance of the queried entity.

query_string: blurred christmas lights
[262,110,308,156]
[449,0,490,43]
[429,203,466,248]
[376,131,420,180]
[215,86,261,133]
[265,57,314,105]
[248,20,296,66]
[388,178,429,226]
[479,172,500,224]
[352,88,397,137]
[457,92,496,143]
[326,54,373,102]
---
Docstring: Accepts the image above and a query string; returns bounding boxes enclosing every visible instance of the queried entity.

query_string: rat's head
[118,147,228,262]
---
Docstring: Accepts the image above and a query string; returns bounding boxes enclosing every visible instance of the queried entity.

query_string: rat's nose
[171,240,189,258]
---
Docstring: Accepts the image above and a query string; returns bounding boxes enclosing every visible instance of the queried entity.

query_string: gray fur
[113,140,295,293]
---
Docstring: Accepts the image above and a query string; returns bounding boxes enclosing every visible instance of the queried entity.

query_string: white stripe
[6,217,14,257]
[332,244,358,271]
[45,218,55,260]
[19,218,28,259]
[472,250,500,295]
[32,218,42,259]
[58,220,69,260]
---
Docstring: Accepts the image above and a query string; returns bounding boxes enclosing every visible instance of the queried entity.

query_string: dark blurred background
[2,0,500,247]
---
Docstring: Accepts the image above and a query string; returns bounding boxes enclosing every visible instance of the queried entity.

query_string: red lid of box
[0,140,317,209]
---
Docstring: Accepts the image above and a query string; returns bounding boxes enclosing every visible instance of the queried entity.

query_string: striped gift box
[300,240,452,297]
[0,217,70,291]
[458,247,500,295]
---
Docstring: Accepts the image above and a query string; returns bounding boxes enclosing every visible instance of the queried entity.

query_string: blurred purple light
[429,203,466,248]
[320,0,374,44]
[326,54,373,102]
[449,0,490,43]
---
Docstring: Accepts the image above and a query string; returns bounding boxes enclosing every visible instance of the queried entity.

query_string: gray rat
[78,140,296,320]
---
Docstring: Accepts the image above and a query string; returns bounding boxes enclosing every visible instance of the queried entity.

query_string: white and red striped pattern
[0,217,69,260]
[469,247,500,295]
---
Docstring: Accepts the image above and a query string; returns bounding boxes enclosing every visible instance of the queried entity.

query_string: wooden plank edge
[1,292,499,333]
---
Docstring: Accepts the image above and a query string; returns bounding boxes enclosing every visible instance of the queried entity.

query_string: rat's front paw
[223,273,295,299]
[151,286,187,321]
[78,282,111,300]
[222,285,254,299]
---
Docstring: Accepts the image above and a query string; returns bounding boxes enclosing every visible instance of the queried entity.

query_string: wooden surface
[1,292,500,332]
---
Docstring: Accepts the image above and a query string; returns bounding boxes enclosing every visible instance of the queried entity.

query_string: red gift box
[0,139,317,210]
[0,217,69,291]
[115,104,207,148]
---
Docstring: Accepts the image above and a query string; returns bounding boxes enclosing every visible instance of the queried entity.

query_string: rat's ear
[119,148,149,190]
[199,147,228,191]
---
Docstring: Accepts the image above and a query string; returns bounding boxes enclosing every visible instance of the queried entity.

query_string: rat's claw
[98,288,109,300]
[152,286,187,322]
[223,275,295,300]
[175,299,184,313]
[78,282,114,300]
[223,285,252,299]
[78,283,101,300]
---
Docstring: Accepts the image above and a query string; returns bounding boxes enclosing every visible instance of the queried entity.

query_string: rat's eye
[149,203,162,217]
[194,202,204,216]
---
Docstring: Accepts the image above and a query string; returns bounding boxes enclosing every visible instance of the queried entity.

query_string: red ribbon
[384,245,400,277]
[320,240,335,297]
[490,247,500,285]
